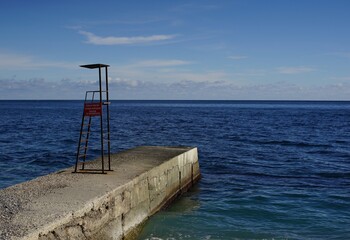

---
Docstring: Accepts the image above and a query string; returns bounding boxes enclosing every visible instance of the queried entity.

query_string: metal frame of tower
[74,64,112,174]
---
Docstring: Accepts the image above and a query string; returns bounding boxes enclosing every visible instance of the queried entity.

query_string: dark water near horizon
[0,100,349,240]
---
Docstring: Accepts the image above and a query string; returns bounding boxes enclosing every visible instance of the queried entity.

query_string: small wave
[28,158,68,168]
[316,172,350,179]
[0,139,11,144]
[63,138,76,144]
[335,140,348,144]
[242,171,312,179]
[0,154,12,162]
[258,140,331,148]
[307,149,334,155]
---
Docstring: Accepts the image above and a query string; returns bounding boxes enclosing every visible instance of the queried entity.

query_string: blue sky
[0,0,349,100]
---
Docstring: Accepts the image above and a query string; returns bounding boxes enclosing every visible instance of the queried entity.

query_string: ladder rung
[80,139,88,142]
[78,154,87,158]
[103,102,111,105]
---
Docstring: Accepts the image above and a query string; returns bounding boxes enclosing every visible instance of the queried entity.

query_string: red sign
[84,103,102,116]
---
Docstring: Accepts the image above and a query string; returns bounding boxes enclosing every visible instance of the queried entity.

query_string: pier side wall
[5,147,200,240]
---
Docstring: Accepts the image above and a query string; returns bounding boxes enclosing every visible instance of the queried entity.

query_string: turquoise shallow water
[0,100,349,239]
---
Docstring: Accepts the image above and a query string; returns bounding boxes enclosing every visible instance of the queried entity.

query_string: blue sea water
[0,100,349,240]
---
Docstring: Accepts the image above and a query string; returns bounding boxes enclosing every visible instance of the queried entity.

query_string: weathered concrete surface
[0,146,200,240]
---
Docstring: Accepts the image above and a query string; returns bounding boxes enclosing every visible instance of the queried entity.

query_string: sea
[0,100,349,240]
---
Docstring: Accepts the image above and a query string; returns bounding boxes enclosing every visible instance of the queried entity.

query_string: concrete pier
[0,146,200,240]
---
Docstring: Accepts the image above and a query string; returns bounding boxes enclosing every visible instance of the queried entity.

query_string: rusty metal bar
[99,66,105,174]
[105,66,111,171]
[81,91,96,170]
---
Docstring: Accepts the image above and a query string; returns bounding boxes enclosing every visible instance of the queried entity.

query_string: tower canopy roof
[80,64,109,69]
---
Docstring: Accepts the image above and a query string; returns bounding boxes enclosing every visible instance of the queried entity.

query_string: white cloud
[78,31,176,45]
[277,66,316,74]
[227,55,248,60]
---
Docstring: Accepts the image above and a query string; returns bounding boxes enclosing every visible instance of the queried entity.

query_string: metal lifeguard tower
[74,64,112,174]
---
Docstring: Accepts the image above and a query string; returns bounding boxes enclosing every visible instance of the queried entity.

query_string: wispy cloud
[65,25,82,30]
[2,77,350,100]
[165,71,228,82]
[112,63,228,83]
[0,77,98,99]
[227,55,248,60]
[76,18,164,27]
[326,52,350,58]
[233,69,266,77]
[277,66,316,74]
[330,76,350,81]
[79,30,176,45]
[172,3,221,13]
[130,59,192,68]
[109,78,141,88]
[0,53,78,69]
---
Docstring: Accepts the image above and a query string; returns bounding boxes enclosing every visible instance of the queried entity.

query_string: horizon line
[1,99,350,102]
